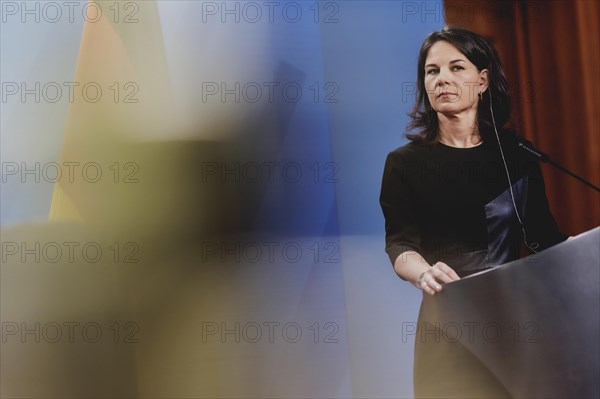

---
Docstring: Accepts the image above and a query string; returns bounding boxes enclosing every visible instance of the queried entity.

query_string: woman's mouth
[437,92,456,98]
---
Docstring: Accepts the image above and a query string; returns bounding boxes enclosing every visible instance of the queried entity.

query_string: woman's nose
[435,69,450,86]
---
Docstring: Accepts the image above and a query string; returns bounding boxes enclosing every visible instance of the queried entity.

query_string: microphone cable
[487,87,540,253]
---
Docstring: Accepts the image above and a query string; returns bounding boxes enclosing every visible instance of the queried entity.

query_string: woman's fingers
[419,281,435,295]
[433,262,461,281]
[419,272,442,295]
[420,279,438,295]
[419,262,461,295]
[430,268,454,285]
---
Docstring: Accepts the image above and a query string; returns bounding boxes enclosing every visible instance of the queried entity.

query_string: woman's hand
[415,262,461,295]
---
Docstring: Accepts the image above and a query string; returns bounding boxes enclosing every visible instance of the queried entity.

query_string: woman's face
[423,40,488,117]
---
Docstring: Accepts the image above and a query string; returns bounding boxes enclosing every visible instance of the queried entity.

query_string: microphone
[516,139,549,162]
[516,138,600,193]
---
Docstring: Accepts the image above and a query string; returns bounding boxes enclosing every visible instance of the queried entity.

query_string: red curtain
[444,0,600,235]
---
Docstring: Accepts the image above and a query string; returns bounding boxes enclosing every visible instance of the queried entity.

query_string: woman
[379,26,568,397]
[380,26,567,294]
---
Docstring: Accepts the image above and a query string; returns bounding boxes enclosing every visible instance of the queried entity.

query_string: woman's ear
[479,69,490,94]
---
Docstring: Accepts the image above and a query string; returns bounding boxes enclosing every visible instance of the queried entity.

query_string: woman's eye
[426,69,438,75]
[451,66,464,71]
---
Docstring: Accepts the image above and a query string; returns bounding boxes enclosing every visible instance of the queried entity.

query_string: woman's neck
[437,114,481,148]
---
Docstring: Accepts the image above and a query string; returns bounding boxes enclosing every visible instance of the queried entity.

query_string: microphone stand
[517,140,600,193]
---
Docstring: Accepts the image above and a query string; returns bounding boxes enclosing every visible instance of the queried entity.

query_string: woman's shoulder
[483,128,541,176]
[486,127,532,147]
[387,140,433,161]
[493,128,538,160]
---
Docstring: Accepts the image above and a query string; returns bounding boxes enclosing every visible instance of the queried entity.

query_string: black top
[379,130,567,277]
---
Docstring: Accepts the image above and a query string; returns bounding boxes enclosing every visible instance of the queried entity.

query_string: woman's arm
[380,151,422,265]
[380,151,461,294]
[522,153,569,249]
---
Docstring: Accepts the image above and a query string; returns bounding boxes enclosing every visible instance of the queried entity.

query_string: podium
[415,227,600,399]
